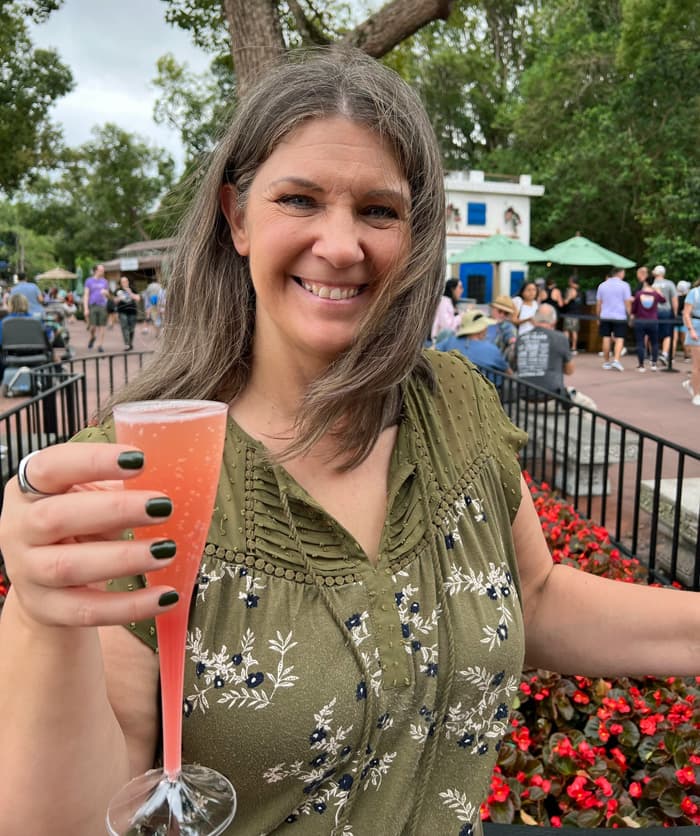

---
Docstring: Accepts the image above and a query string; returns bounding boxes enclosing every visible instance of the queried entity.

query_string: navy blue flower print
[460,824,474,836]
[426,663,438,677]
[410,601,420,614]
[491,670,505,687]
[496,624,508,641]
[246,672,264,688]
[313,801,326,814]
[356,681,367,700]
[411,640,422,652]
[445,533,455,549]
[494,703,509,721]
[337,773,353,792]
[196,661,206,678]
[232,653,243,665]
[309,753,327,768]
[285,814,298,823]
[183,698,193,718]
[345,613,361,630]
[245,593,259,608]
[310,727,327,745]
[458,732,474,749]
[401,622,410,638]
[214,675,225,688]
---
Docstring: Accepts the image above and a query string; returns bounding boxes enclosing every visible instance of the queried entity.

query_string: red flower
[628,782,643,798]
[681,797,698,816]
[676,766,696,787]
[573,689,590,704]
[550,816,562,828]
[595,777,614,797]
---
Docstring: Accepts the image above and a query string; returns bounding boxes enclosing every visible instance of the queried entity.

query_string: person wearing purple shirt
[596,267,632,371]
[82,264,109,352]
[630,273,665,372]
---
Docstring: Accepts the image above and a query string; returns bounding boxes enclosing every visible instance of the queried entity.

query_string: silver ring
[17,450,53,497]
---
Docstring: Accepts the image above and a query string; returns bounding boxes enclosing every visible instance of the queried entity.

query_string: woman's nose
[311,210,365,268]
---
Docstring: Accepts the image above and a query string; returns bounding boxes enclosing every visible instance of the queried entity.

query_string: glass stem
[156,604,189,780]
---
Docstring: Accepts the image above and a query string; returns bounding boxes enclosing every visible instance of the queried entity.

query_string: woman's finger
[23,583,181,628]
[8,442,146,499]
[15,489,173,548]
[29,538,177,589]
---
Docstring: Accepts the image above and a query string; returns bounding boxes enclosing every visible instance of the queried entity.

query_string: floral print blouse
[75,350,528,836]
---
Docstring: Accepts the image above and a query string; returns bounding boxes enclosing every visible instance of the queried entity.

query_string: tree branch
[287,0,331,46]
[339,0,456,58]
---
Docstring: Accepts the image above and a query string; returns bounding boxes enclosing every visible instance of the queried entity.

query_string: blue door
[510,270,525,297]
[458,263,493,304]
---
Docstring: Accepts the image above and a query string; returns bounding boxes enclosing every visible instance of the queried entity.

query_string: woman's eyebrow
[268,178,409,207]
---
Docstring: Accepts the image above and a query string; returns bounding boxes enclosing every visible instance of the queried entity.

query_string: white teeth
[300,280,361,300]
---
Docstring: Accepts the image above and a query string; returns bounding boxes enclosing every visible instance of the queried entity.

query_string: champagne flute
[106,400,236,836]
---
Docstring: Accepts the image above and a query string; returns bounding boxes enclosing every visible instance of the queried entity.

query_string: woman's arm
[514,475,700,678]
[684,299,698,340]
[0,443,174,835]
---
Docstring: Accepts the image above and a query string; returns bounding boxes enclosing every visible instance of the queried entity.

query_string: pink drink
[114,400,228,778]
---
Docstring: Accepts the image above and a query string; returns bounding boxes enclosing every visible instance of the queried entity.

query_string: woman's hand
[0,442,180,629]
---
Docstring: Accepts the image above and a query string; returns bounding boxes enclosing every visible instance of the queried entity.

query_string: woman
[512,279,539,335]
[430,277,462,342]
[114,275,140,350]
[630,271,665,371]
[681,277,700,405]
[2,49,700,836]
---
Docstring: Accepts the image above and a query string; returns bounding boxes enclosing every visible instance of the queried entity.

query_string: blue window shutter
[467,202,486,225]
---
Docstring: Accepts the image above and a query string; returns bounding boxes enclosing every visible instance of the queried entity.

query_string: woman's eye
[363,205,399,220]
[277,194,315,209]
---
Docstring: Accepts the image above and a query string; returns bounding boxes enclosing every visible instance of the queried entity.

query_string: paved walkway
[565,349,697,454]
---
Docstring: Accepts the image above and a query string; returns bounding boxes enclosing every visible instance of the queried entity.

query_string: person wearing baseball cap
[437,309,511,385]
[651,264,678,365]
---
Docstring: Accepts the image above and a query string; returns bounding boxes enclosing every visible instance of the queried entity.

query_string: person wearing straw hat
[486,295,518,368]
[437,308,511,385]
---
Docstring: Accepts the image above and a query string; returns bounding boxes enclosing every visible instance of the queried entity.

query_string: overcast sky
[29,0,212,169]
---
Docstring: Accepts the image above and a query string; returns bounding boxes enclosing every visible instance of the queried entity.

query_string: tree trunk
[340,0,456,58]
[222,0,286,97]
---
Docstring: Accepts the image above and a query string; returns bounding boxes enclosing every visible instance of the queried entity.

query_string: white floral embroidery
[443,560,517,650]
[439,788,478,833]
[444,666,519,754]
[195,558,239,602]
[185,627,298,713]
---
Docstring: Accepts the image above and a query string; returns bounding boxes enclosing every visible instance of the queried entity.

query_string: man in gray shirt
[516,304,574,400]
[651,265,678,365]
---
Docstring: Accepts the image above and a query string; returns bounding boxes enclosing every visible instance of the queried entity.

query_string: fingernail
[150,540,176,559]
[117,450,144,470]
[158,591,179,607]
[146,497,172,517]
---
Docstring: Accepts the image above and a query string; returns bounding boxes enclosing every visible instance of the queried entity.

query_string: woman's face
[522,283,537,302]
[221,117,411,369]
[452,281,463,301]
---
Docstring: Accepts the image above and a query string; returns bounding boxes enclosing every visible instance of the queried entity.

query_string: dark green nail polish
[146,498,172,518]
[150,540,176,560]
[117,451,144,469]
[158,591,179,607]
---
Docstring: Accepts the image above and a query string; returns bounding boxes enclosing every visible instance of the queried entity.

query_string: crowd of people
[430,266,700,408]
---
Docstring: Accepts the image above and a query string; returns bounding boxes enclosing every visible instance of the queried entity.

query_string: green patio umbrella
[447,234,547,297]
[541,234,635,268]
[447,233,547,265]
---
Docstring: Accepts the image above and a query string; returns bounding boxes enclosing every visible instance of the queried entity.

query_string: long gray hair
[110,47,446,467]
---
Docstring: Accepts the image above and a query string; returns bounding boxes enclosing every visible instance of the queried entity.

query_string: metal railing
[0,350,154,495]
[493,370,700,589]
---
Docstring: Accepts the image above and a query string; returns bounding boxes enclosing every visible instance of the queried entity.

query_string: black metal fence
[0,351,698,590]
[495,371,700,589]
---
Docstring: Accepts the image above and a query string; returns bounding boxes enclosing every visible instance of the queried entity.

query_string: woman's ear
[220,184,249,257]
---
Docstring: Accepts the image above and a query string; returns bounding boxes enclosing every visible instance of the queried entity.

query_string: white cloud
[29,0,213,169]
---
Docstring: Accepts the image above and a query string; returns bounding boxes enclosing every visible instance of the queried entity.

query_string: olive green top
[74,350,527,836]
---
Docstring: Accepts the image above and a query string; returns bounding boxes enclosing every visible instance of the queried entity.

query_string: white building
[444,171,545,302]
